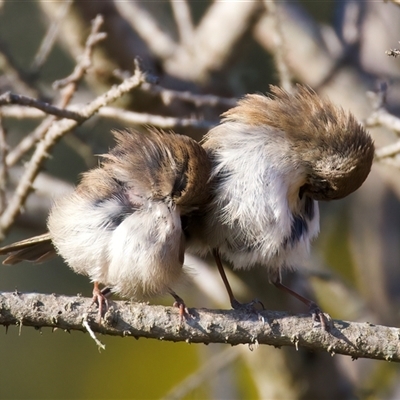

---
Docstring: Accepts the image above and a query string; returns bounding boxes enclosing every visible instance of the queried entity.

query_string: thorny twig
[53,14,106,92]
[1,291,400,363]
[0,104,216,131]
[0,92,84,122]
[0,14,107,170]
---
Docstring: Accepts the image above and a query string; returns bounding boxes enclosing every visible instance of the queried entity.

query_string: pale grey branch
[0,92,84,122]
[0,291,399,362]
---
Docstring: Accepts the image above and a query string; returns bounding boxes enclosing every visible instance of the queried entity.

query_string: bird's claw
[309,302,331,331]
[91,284,109,323]
[231,298,265,312]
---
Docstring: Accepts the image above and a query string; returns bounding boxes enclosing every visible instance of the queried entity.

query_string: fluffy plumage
[0,128,211,300]
[0,85,374,319]
[188,85,374,282]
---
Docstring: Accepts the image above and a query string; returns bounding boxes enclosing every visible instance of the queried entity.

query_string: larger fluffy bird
[188,85,374,319]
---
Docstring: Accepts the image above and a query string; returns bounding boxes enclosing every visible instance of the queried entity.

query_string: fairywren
[0,128,211,316]
[187,85,374,325]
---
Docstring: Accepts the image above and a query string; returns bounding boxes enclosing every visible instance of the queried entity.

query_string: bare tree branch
[0,41,40,98]
[0,113,7,213]
[0,104,215,131]
[53,14,106,102]
[263,0,293,92]
[140,82,237,108]
[161,346,241,400]
[5,117,56,167]
[0,291,399,362]
[0,14,108,172]
[98,106,215,130]
[114,2,177,60]
[30,0,73,72]
[365,108,400,136]
[165,1,260,82]
[170,0,194,47]
[0,92,85,122]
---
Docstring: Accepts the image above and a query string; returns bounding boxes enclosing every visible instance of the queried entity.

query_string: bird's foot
[91,283,110,323]
[169,289,192,327]
[309,301,331,331]
[230,298,265,323]
[231,298,265,312]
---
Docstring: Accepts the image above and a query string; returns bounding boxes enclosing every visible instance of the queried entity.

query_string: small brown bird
[0,128,211,316]
[187,85,375,327]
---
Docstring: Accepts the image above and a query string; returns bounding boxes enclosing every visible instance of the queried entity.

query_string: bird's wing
[0,232,56,265]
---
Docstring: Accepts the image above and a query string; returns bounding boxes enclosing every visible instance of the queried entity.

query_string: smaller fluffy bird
[188,85,375,326]
[0,128,211,316]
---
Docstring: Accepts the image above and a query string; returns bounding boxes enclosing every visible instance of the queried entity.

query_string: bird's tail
[0,233,56,265]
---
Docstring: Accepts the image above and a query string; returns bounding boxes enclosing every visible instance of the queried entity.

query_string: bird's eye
[299,185,307,199]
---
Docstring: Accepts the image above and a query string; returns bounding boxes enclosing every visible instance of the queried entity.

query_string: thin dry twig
[375,141,400,160]
[31,0,73,71]
[53,14,106,103]
[161,346,241,400]
[0,104,215,131]
[0,92,84,122]
[0,291,400,362]
[140,82,237,108]
[165,1,260,82]
[364,85,400,164]
[263,0,293,92]
[1,14,107,169]
[0,40,39,98]
[365,110,400,135]
[6,118,55,167]
[170,0,194,47]
[0,106,44,119]
[114,1,177,60]
[0,113,7,213]
[82,313,106,351]
[99,106,216,130]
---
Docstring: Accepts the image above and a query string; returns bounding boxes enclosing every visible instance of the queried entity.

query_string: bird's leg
[213,249,264,311]
[91,281,109,322]
[272,277,329,331]
[169,288,190,325]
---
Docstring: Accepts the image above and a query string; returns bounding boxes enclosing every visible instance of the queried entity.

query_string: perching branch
[0,291,399,362]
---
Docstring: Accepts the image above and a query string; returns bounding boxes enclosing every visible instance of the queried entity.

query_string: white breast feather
[204,122,320,272]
